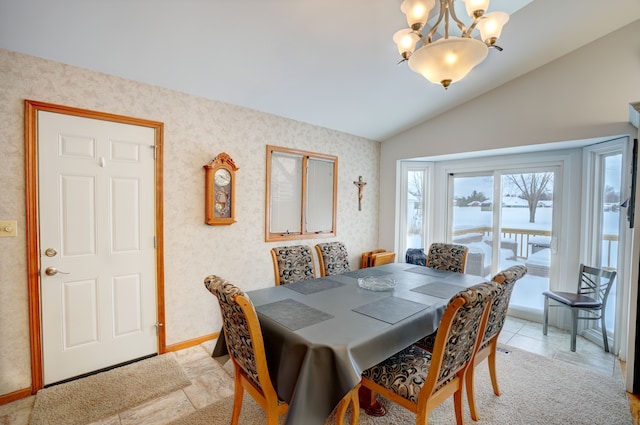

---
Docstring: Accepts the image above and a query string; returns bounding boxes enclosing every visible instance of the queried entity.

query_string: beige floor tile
[182,370,234,409]
[505,334,558,358]
[172,345,210,365]
[0,396,34,425]
[181,355,226,380]
[119,390,195,425]
[502,316,528,333]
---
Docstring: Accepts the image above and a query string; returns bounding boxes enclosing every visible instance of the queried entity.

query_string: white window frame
[397,161,433,262]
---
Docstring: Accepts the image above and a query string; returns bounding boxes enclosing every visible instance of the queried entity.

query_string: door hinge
[149,145,158,160]
[154,236,157,248]
[154,322,164,335]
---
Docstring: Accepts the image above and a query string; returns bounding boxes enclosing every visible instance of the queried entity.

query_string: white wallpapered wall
[0,49,381,395]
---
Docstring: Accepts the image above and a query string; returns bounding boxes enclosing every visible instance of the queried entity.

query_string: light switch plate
[0,220,17,237]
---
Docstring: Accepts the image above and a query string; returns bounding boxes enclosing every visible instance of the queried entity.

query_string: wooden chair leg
[231,366,244,425]
[336,384,360,425]
[466,363,480,421]
[488,345,501,396]
[453,384,464,425]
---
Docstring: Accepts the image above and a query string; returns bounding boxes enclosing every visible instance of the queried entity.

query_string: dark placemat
[284,278,346,295]
[352,297,428,324]
[405,266,453,278]
[411,281,467,298]
[256,298,334,331]
[343,268,392,279]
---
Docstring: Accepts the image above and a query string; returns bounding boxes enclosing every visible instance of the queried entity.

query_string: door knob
[44,267,70,276]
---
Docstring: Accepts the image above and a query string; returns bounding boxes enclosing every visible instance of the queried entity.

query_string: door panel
[62,278,99,349]
[38,111,157,385]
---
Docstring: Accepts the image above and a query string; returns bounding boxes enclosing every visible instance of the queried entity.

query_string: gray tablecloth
[214,263,481,425]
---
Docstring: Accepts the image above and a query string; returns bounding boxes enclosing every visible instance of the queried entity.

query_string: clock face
[214,168,231,186]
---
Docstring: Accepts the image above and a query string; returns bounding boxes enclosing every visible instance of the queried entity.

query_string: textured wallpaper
[0,49,380,396]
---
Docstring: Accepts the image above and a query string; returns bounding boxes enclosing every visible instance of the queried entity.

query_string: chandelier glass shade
[394,0,509,89]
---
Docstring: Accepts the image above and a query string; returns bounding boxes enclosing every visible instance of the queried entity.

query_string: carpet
[29,353,191,425]
[168,347,631,425]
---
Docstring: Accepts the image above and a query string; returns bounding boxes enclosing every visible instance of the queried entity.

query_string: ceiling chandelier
[393,0,509,89]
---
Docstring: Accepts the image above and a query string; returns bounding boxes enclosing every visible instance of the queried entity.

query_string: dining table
[212,262,487,425]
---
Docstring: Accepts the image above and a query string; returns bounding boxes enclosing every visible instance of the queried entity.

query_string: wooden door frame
[24,100,165,393]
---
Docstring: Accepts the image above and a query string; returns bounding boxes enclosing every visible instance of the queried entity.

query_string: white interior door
[38,111,158,385]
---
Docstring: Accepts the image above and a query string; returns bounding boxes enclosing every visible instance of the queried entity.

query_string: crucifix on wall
[353,176,367,211]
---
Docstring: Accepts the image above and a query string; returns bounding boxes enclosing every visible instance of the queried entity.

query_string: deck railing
[452,227,618,269]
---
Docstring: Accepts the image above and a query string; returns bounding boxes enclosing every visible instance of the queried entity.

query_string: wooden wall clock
[203,153,239,225]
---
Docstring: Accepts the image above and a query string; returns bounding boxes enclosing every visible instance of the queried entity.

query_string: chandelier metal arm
[426,1,447,42]
[445,0,469,37]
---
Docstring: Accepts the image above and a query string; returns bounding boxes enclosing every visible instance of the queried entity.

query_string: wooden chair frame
[338,285,495,425]
[465,265,527,420]
[370,251,396,267]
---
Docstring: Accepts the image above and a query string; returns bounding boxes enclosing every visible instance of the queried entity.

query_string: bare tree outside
[506,173,553,223]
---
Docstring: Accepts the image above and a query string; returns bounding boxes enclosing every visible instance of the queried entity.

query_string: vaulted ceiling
[1,0,639,141]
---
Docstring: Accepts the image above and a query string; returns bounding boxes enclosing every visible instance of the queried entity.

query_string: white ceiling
[1,0,639,141]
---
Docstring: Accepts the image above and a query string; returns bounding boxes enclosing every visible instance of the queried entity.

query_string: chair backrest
[426,243,469,273]
[315,242,350,276]
[578,264,617,304]
[270,245,315,285]
[361,249,386,268]
[425,281,498,392]
[204,275,273,394]
[482,265,528,346]
[371,251,396,267]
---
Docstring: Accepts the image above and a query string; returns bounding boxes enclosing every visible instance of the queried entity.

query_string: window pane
[406,170,425,249]
[502,172,554,311]
[270,152,302,234]
[601,153,621,333]
[306,158,334,232]
[451,175,493,277]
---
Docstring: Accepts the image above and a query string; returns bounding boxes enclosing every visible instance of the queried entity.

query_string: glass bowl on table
[357,276,397,291]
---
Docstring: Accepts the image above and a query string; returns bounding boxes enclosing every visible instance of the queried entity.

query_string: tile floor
[0,317,629,425]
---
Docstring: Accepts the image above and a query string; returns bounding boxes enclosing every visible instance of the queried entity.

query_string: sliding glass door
[448,168,558,314]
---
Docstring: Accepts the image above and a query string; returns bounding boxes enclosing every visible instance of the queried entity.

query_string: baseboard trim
[165,332,219,353]
[0,387,32,405]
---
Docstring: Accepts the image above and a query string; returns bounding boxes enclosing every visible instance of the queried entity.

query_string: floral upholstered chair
[466,265,527,420]
[338,281,499,425]
[270,245,315,285]
[426,242,469,273]
[315,241,351,277]
[204,275,288,425]
[414,265,527,420]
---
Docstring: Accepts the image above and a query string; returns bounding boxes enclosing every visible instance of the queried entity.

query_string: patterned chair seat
[362,344,433,404]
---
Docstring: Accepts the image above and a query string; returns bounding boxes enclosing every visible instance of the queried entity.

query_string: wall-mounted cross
[353,176,367,211]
